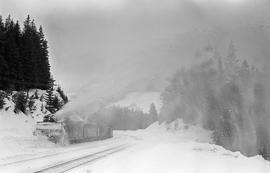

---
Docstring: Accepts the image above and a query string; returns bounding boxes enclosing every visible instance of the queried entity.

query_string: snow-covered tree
[44,79,55,113]
[159,42,270,159]
[56,86,68,104]
[13,91,27,114]
[0,91,6,110]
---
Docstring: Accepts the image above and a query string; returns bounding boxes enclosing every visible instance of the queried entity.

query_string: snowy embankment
[0,90,57,160]
[73,120,270,173]
[0,111,56,160]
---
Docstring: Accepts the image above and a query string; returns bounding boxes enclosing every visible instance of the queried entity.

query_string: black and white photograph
[1,0,270,172]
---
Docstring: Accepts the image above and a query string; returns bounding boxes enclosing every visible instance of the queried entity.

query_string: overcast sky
[1,0,270,102]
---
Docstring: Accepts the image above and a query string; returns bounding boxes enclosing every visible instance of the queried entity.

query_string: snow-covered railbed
[0,111,136,173]
[70,121,270,173]
[0,134,135,173]
[2,115,270,173]
[36,144,129,173]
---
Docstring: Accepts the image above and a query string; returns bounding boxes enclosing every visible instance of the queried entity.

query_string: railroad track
[0,140,120,167]
[34,144,129,173]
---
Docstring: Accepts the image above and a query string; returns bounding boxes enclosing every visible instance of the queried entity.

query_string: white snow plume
[56,100,105,121]
[56,69,164,121]
[159,50,270,159]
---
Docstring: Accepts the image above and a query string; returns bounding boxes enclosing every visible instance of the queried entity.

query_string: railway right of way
[34,144,130,173]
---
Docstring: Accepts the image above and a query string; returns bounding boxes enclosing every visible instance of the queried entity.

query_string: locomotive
[33,115,113,144]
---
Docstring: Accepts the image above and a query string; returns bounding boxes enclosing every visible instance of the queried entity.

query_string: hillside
[0,88,69,157]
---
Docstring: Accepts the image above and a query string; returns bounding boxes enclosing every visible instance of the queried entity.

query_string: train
[65,120,113,143]
[33,115,113,144]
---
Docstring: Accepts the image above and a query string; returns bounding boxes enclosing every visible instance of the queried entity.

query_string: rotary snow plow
[33,115,113,144]
[33,115,67,144]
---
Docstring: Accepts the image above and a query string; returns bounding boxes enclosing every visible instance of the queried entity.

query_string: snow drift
[73,119,270,173]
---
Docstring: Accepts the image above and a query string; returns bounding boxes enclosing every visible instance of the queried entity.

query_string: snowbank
[117,119,213,144]
[0,89,58,161]
[89,142,270,173]
[0,111,57,159]
[73,119,270,173]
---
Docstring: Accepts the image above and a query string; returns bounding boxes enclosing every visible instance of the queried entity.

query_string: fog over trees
[85,103,158,131]
[159,42,270,159]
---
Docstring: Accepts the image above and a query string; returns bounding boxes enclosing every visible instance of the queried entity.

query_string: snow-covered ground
[1,111,270,173]
[0,90,52,160]
[0,111,56,160]
[71,120,270,173]
[0,110,133,173]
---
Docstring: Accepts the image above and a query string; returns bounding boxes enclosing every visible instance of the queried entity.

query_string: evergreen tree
[34,89,39,99]
[30,20,40,87]
[44,81,55,114]
[0,16,4,31]
[259,146,270,161]
[56,86,68,104]
[0,15,52,90]
[149,103,158,123]
[52,95,62,113]
[0,91,6,110]
[13,21,23,84]
[5,19,22,89]
[14,91,27,114]
[0,17,9,89]
[28,94,36,113]
[21,15,36,86]
[43,78,63,114]
[38,26,51,89]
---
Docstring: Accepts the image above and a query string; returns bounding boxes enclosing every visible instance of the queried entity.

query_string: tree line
[0,15,51,90]
[160,41,270,160]
[0,15,68,116]
[0,82,68,116]
[91,103,158,130]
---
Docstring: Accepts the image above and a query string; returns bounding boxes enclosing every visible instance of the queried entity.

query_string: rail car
[33,116,113,144]
[65,121,113,143]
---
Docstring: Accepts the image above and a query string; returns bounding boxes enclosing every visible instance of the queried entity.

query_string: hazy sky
[1,0,270,99]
